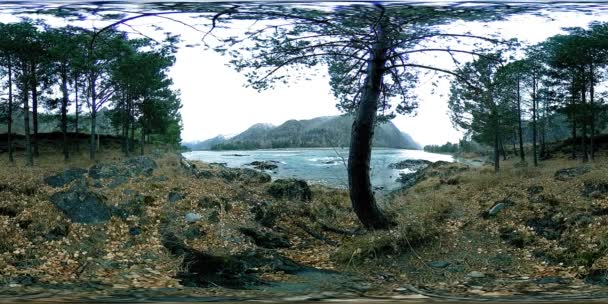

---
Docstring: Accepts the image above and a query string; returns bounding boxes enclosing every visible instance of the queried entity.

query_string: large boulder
[247,161,279,171]
[238,168,271,183]
[268,178,312,201]
[50,183,111,224]
[250,200,278,227]
[388,159,431,170]
[123,156,158,176]
[88,163,121,180]
[89,156,158,180]
[162,232,306,288]
[396,171,425,190]
[44,168,87,188]
[555,166,590,181]
[239,227,292,249]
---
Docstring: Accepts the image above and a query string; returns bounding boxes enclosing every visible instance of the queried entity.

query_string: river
[183,148,453,192]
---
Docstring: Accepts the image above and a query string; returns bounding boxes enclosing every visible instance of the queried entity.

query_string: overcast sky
[4,5,608,146]
[169,10,608,146]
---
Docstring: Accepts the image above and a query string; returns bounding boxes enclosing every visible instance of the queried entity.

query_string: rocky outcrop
[239,227,292,249]
[179,155,271,184]
[554,166,590,181]
[44,168,87,188]
[388,159,431,170]
[267,178,312,201]
[247,160,279,171]
[50,183,111,224]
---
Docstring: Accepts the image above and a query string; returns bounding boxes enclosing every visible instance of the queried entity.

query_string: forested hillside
[188,115,420,150]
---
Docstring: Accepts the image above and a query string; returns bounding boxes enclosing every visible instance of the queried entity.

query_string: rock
[268,178,312,201]
[487,199,512,217]
[526,215,564,240]
[43,222,70,240]
[248,161,279,171]
[183,226,203,239]
[554,166,590,181]
[185,212,202,223]
[537,276,566,284]
[195,169,214,179]
[107,176,128,189]
[168,191,186,203]
[44,168,87,188]
[467,271,485,278]
[89,156,157,180]
[428,261,450,268]
[222,154,249,157]
[129,227,142,236]
[161,232,306,288]
[50,184,111,224]
[123,156,157,176]
[250,200,277,227]
[396,171,425,189]
[111,192,150,219]
[198,197,222,209]
[527,185,544,196]
[238,168,271,183]
[582,182,608,199]
[239,227,292,248]
[388,159,431,170]
[88,163,121,179]
[208,210,220,223]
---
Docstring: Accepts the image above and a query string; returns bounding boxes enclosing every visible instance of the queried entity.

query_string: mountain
[190,115,420,150]
[183,135,228,151]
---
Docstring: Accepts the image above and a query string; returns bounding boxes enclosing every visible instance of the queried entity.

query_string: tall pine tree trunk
[30,66,39,157]
[516,74,525,162]
[90,76,97,161]
[581,82,588,163]
[348,17,391,230]
[7,56,13,163]
[22,74,32,166]
[60,68,69,161]
[75,79,80,152]
[140,124,145,156]
[532,74,538,167]
[571,81,577,160]
[589,62,595,161]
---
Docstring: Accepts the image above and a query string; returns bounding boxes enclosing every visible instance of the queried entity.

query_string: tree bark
[348,17,391,230]
[30,66,39,157]
[581,81,588,163]
[22,72,32,166]
[500,138,506,161]
[75,79,80,152]
[7,56,13,163]
[140,124,145,156]
[571,81,577,160]
[532,74,538,167]
[589,62,595,161]
[90,76,97,161]
[61,68,69,161]
[494,123,500,172]
[516,74,525,162]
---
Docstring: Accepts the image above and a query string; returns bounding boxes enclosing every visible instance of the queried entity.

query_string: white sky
[4,6,608,146]
[170,10,608,146]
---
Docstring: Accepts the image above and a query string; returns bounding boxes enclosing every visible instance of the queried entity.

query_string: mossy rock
[267,178,312,201]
